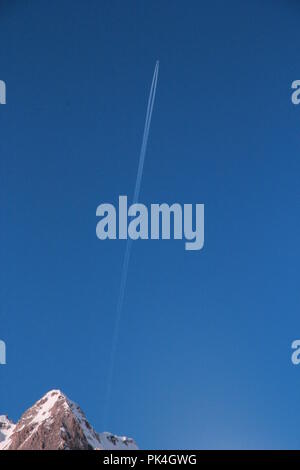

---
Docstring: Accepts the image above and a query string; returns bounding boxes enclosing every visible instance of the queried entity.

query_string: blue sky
[0,0,300,449]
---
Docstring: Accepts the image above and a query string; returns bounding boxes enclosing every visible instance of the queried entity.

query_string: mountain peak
[0,390,138,450]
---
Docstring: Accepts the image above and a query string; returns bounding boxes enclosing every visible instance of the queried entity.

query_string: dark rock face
[0,390,138,451]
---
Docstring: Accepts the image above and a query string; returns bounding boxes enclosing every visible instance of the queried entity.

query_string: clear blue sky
[1,0,300,449]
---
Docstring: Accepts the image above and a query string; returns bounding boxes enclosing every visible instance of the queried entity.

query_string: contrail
[104,61,159,425]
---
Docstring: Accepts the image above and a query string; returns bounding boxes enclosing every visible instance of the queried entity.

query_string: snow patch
[0,416,15,450]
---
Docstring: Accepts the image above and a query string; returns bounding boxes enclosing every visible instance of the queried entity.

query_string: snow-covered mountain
[0,416,15,448]
[0,390,138,450]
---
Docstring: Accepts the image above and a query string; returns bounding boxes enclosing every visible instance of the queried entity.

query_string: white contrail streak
[104,61,159,425]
